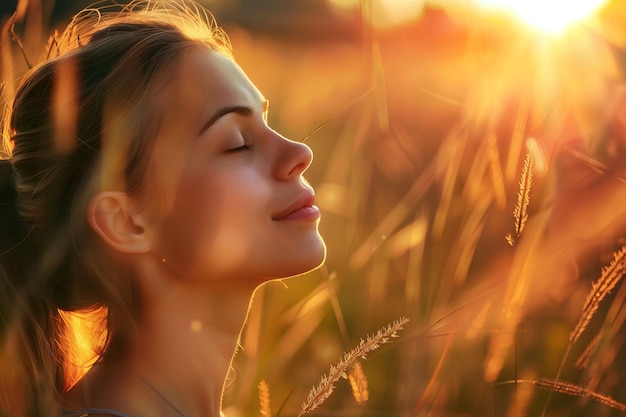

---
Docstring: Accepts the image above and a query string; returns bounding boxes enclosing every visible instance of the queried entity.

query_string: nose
[273,133,313,180]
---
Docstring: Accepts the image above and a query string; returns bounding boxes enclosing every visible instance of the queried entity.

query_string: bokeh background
[3,0,626,416]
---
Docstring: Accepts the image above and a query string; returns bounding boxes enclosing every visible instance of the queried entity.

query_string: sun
[326,0,609,33]
[473,0,610,34]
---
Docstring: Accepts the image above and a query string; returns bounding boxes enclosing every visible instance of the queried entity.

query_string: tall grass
[3,1,626,416]
[226,2,626,415]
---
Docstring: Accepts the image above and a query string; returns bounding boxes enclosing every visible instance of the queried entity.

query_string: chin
[272,238,327,279]
[291,239,327,276]
[303,234,326,266]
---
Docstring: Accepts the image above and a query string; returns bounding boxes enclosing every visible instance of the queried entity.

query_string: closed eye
[226,144,250,153]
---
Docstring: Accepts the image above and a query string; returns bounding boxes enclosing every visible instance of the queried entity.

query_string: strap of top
[62,408,134,417]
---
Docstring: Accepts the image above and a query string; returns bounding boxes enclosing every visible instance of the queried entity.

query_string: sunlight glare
[327,0,425,29]
[373,0,425,29]
[474,0,610,34]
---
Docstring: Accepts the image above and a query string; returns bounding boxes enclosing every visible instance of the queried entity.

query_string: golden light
[326,0,425,29]
[326,0,359,10]
[59,308,108,389]
[472,0,610,34]
[372,0,425,29]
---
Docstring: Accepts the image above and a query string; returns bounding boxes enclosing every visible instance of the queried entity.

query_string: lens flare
[474,0,610,34]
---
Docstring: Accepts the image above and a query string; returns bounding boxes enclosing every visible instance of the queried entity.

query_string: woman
[0,1,326,416]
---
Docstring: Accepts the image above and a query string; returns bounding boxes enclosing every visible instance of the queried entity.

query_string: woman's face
[144,48,325,287]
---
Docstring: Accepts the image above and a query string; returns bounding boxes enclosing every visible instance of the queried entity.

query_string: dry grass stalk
[413,333,452,412]
[258,379,271,417]
[466,300,492,340]
[535,378,626,411]
[297,317,409,416]
[432,132,465,239]
[570,245,626,344]
[575,334,600,370]
[372,42,389,132]
[543,246,626,415]
[513,150,533,239]
[563,145,626,185]
[7,14,32,69]
[45,31,60,60]
[505,372,535,417]
[348,362,369,405]
[298,88,373,143]
[505,98,529,183]
[487,131,506,209]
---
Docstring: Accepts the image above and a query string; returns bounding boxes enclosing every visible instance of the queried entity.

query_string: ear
[87,191,151,254]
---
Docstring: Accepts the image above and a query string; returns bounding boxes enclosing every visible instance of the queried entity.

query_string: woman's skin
[64,48,326,417]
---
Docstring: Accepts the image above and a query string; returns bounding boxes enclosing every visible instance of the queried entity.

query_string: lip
[272,191,320,221]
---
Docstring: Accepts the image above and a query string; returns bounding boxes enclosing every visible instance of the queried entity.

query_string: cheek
[154,168,270,279]
[155,180,210,277]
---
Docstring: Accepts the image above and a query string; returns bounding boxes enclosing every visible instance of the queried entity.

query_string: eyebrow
[197,99,269,136]
[197,105,252,136]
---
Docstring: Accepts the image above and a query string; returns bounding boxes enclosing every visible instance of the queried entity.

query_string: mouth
[272,191,320,221]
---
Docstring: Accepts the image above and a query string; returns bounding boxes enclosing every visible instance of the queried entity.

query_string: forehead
[171,48,264,120]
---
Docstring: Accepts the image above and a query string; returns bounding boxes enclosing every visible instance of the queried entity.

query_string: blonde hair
[0,1,231,415]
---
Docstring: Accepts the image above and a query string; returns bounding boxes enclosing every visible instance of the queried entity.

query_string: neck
[122,278,258,417]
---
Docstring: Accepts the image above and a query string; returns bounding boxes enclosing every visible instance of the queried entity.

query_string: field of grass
[3,1,626,416]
